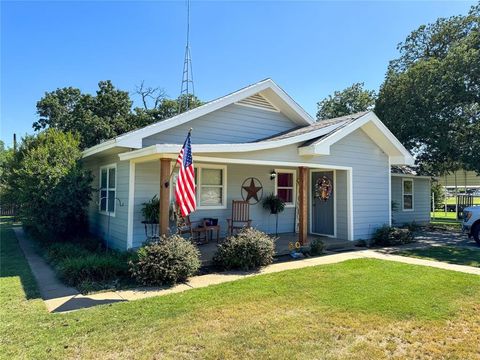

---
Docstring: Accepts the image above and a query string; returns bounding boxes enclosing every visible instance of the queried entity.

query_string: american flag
[175,132,196,217]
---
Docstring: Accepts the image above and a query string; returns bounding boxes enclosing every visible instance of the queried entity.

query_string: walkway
[14,227,479,314]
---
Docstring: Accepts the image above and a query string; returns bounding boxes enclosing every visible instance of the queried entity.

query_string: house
[82,78,417,251]
[390,166,432,225]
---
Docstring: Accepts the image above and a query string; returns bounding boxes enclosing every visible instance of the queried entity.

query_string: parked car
[462,206,480,245]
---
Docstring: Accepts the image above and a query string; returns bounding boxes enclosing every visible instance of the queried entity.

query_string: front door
[312,171,335,236]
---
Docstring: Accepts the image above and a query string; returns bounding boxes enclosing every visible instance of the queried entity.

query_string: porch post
[298,166,308,245]
[159,158,171,236]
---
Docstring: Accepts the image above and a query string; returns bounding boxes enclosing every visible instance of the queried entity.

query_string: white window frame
[402,178,414,212]
[99,163,117,216]
[170,163,227,210]
[274,168,296,207]
[196,164,227,210]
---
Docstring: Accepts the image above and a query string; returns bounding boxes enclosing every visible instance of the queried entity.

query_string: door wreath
[314,176,333,202]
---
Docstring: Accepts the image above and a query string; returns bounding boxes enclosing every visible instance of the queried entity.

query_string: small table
[204,224,221,243]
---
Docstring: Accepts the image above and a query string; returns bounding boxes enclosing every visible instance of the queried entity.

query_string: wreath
[314,176,333,202]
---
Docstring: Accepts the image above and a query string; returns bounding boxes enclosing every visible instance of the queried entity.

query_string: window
[275,169,296,207]
[171,164,227,209]
[99,164,116,215]
[402,179,414,211]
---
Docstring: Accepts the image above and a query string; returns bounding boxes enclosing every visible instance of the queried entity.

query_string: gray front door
[312,171,334,235]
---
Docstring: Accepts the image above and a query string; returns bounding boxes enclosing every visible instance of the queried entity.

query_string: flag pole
[164,128,193,188]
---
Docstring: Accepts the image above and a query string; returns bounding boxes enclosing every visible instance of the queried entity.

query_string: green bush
[7,129,93,241]
[46,242,91,265]
[371,225,415,247]
[309,238,325,256]
[130,235,201,286]
[57,251,131,288]
[213,228,275,270]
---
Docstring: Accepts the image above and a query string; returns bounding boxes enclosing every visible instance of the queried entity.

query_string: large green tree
[375,4,480,174]
[34,81,203,149]
[316,82,376,120]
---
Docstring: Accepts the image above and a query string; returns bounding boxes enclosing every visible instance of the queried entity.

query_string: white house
[82,78,427,251]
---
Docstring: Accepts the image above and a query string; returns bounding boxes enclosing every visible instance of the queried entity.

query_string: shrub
[213,228,275,270]
[371,225,415,247]
[309,238,325,256]
[57,251,131,288]
[130,235,201,286]
[7,129,93,241]
[46,242,91,265]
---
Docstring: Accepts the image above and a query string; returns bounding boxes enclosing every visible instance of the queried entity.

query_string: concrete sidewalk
[14,227,480,314]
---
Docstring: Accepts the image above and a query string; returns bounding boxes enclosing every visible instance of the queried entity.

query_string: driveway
[378,229,480,254]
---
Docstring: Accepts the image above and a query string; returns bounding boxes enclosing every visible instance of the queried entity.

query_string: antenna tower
[178,0,194,113]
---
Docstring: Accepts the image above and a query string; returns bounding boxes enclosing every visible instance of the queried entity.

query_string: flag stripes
[175,132,196,217]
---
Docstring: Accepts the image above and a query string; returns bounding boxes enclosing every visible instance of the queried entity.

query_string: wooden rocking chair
[226,200,252,236]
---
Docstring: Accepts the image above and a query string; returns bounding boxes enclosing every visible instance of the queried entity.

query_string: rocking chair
[226,200,252,236]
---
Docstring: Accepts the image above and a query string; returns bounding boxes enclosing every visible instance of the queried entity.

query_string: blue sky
[1,1,476,146]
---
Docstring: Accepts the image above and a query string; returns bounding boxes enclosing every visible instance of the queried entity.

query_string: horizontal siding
[132,163,298,247]
[142,103,297,146]
[202,128,390,240]
[392,177,431,225]
[131,164,350,247]
[82,155,130,251]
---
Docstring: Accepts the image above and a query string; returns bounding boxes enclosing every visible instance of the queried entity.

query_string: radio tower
[178,0,194,114]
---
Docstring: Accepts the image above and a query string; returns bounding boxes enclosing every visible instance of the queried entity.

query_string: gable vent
[236,93,279,112]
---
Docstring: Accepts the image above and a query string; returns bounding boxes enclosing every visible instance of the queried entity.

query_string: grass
[442,197,480,205]
[431,211,458,220]
[2,222,480,359]
[396,246,480,268]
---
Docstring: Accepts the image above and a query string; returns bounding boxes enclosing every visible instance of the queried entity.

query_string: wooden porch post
[298,166,308,245]
[159,158,171,236]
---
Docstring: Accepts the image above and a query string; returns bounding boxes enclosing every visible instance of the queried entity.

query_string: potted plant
[262,193,285,236]
[262,193,285,214]
[141,195,160,240]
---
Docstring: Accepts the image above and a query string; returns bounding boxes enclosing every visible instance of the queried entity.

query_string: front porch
[196,232,356,264]
[129,157,353,250]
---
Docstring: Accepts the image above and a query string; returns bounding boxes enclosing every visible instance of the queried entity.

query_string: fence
[432,194,479,220]
[0,204,17,217]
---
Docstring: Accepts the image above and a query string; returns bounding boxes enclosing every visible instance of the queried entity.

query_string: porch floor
[196,232,356,264]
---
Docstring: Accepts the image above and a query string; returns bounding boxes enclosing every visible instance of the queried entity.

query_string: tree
[375,4,479,175]
[34,81,203,149]
[316,82,376,120]
[0,140,15,207]
[8,130,93,240]
[34,81,133,149]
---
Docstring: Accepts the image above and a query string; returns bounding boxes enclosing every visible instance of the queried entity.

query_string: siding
[391,176,431,225]
[142,103,297,146]
[132,162,299,247]
[203,128,390,240]
[131,165,351,247]
[335,170,349,240]
[82,154,130,250]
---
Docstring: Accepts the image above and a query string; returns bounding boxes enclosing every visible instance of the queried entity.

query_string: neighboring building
[82,79,417,250]
[437,170,480,192]
[391,166,432,225]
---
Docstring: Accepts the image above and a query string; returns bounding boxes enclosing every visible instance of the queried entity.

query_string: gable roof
[118,110,414,166]
[298,112,414,165]
[83,78,314,158]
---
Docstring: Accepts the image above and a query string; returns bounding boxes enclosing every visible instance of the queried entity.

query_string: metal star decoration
[242,177,263,204]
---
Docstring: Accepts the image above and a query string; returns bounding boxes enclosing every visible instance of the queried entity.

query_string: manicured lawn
[1,222,480,359]
[431,211,458,220]
[396,246,480,268]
